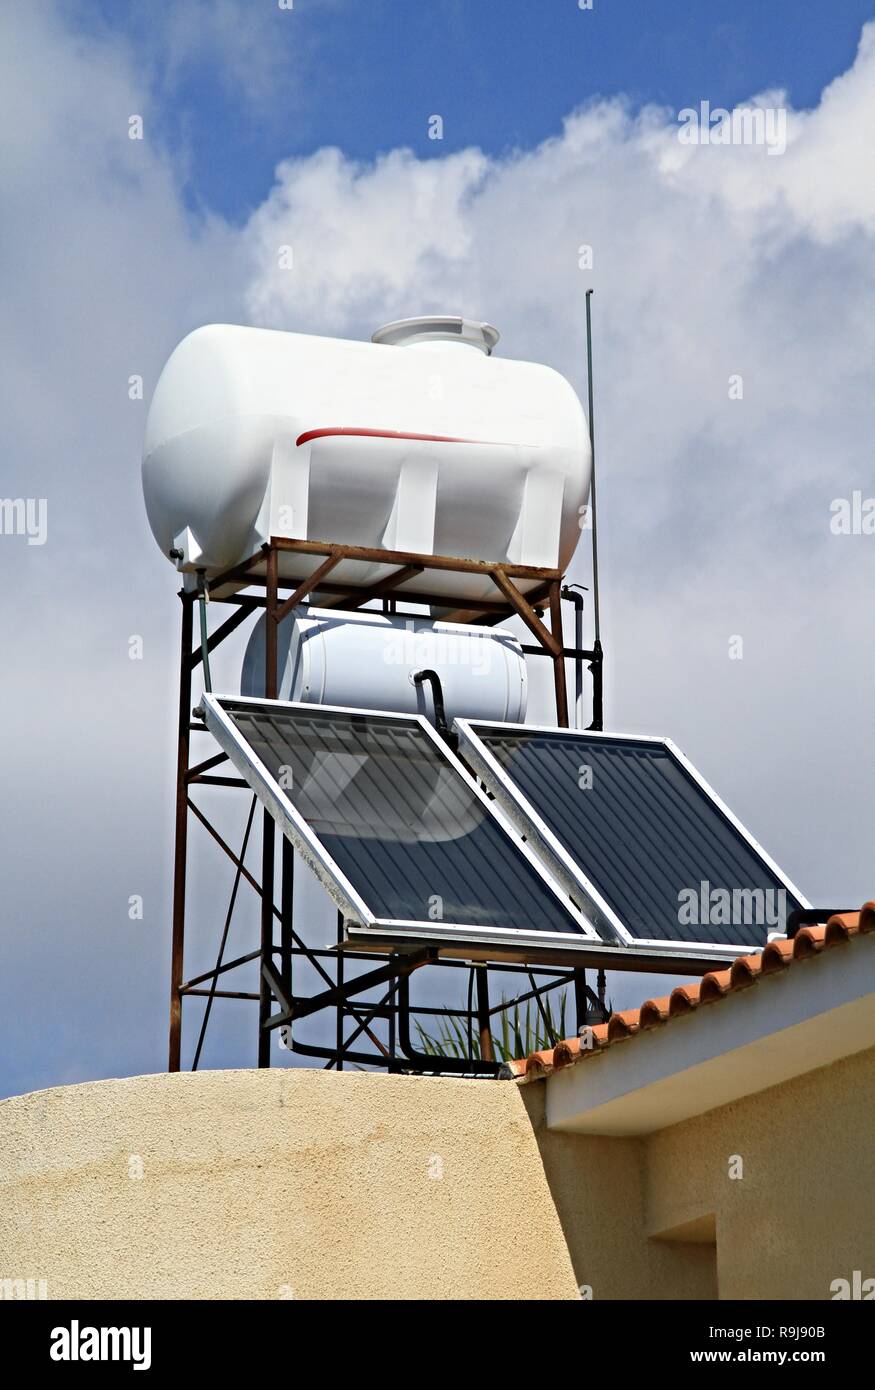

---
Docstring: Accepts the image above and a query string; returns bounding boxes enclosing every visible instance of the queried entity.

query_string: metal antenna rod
[585,289,602,647]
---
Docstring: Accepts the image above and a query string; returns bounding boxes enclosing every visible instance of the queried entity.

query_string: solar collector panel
[205,698,588,940]
[456,724,807,950]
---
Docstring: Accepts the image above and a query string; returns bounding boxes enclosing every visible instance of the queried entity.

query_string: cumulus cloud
[2,5,874,1093]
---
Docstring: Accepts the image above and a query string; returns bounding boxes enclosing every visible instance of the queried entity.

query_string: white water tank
[240,606,528,725]
[142,318,591,605]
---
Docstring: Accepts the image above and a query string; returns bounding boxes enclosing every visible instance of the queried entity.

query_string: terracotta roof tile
[504,904,871,1081]
[699,968,732,1003]
[761,937,793,973]
[668,984,698,1016]
[729,955,759,988]
[639,996,671,1028]
[825,915,853,945]
[792,926,824,959]
[606,1008,641,1041]
[551,1040,576,1070]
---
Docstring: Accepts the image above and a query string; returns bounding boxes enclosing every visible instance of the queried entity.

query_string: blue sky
[2,2,875,1096]
[82,0,875,219]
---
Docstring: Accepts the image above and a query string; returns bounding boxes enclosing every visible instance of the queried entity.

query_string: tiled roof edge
[505,903,875,1081]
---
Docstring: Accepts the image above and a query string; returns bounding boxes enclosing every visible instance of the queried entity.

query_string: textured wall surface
[6,1051,868,1302]
[0,1069,579,1301]
[525,1043,875,1301]
[643,1042,875,1300]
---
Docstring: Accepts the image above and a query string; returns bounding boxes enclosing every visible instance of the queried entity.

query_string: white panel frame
[454,717,810,962]
[343,921,727,972]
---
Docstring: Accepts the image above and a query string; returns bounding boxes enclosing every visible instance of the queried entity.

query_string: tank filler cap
[371,316,499,355]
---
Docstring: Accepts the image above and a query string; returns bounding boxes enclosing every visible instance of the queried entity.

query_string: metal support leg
[258,819,275,1068]
[336,909,344,1070]
[573,969,588,1034]
[169,594,194,1072]
[258,546,279,1068]
[281,837,294,999]
[597,968,607,1020]
[475,967,495,1063]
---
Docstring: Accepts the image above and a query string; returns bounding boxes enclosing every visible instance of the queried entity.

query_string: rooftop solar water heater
[454,720,809,964]
[199,695,623,965]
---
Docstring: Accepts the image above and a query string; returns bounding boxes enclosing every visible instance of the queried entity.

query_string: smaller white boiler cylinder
[240,606,528,725]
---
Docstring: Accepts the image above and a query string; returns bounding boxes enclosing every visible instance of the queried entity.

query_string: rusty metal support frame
[167,538,605,1075]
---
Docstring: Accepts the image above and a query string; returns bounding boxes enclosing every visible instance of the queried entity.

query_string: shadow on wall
[521,1084,718,1301]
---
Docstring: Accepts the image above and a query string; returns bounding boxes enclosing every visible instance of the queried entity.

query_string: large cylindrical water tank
[142,318,591,605]
[240,606,527,725]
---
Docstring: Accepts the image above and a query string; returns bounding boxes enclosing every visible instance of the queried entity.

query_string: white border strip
[347,921,731,970]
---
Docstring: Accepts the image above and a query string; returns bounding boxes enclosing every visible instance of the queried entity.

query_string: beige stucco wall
[525,1042,875,1301]
[522,1085,718,1300]
[6,1048,870,1301]
[0,1069,579,1301]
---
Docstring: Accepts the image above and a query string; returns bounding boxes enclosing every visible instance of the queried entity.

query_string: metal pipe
[397,975,501,1076]
[191,603,252,670]
[786,907,856,938]
[412,668,449,736]
[561,585,586,729]
[196,571,212,692]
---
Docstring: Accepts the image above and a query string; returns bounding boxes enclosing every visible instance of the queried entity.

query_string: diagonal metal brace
[261,950,434,1030]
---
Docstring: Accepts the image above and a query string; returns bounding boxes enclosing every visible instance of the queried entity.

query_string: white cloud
[244,145,491,332]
